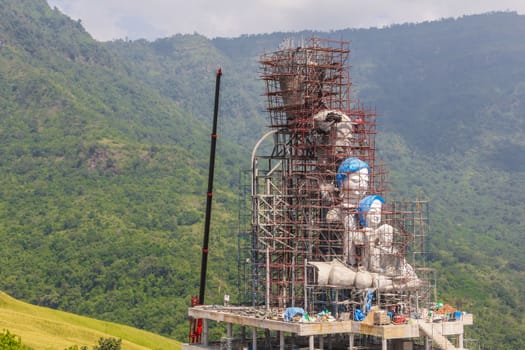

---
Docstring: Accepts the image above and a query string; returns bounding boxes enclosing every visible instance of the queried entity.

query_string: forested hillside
[344,15,525,348]
[0,0,523,348]
[0,0,240,339]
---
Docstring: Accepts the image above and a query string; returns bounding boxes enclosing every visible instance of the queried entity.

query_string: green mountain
[345,16,525,348]
[0,0,239,340]
[0,0,523,348]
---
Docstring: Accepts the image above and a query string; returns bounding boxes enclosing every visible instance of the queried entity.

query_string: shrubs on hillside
[65,337,121,350]
[0,330,31,350]
[0,331,121,350]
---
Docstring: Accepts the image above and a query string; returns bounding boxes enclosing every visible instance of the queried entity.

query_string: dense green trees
[0,0,238,341]
[93,338,121,350]
[0,330,31,350]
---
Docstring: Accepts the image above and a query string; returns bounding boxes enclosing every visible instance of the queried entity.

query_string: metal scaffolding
[245,37,433,317]
[187,36,475,350]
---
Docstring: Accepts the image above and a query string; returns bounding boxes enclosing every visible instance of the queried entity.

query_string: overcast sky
[46,0,524,42]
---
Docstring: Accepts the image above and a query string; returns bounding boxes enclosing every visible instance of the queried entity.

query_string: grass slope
[0,291,182,350]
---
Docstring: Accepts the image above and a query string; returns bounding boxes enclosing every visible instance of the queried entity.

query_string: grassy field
[0,291,182,350]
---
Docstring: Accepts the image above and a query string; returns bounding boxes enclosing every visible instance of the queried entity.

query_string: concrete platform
[186,305,473,350]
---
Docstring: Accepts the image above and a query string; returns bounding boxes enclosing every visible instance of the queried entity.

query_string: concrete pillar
[252,327,257,350]
[424,336,430,350]
[227,323,233,350]
[309,335,314,350]
[382,338,387,350]
[458,333,464,349]
[264,329,271,349]
[348,333,354,350]
[203,319,209,346]
[279,331,285,350]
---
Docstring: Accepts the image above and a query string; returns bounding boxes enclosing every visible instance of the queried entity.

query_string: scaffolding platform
[184,305,473,350]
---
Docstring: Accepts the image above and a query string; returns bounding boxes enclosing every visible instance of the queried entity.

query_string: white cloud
[46,0,525,41]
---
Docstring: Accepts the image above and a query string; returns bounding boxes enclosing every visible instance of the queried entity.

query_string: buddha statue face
[365,199,382,228]
[341,168,369,202]
[358,195,385,228]
[336,158,370,207]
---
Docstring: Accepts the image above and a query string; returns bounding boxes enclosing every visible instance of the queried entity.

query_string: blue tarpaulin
[284,307,306,322]
[354,309,365,321]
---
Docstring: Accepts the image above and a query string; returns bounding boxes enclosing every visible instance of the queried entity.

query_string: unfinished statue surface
[309,260,374,290]
[336,157,370,208]
[311,195,420,292]
[358,195,420,291]
[332,157,370,265]
[313,110,356,160]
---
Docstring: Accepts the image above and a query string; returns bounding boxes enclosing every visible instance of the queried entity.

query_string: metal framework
[245,37,433,317]
[185,37,476,350]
